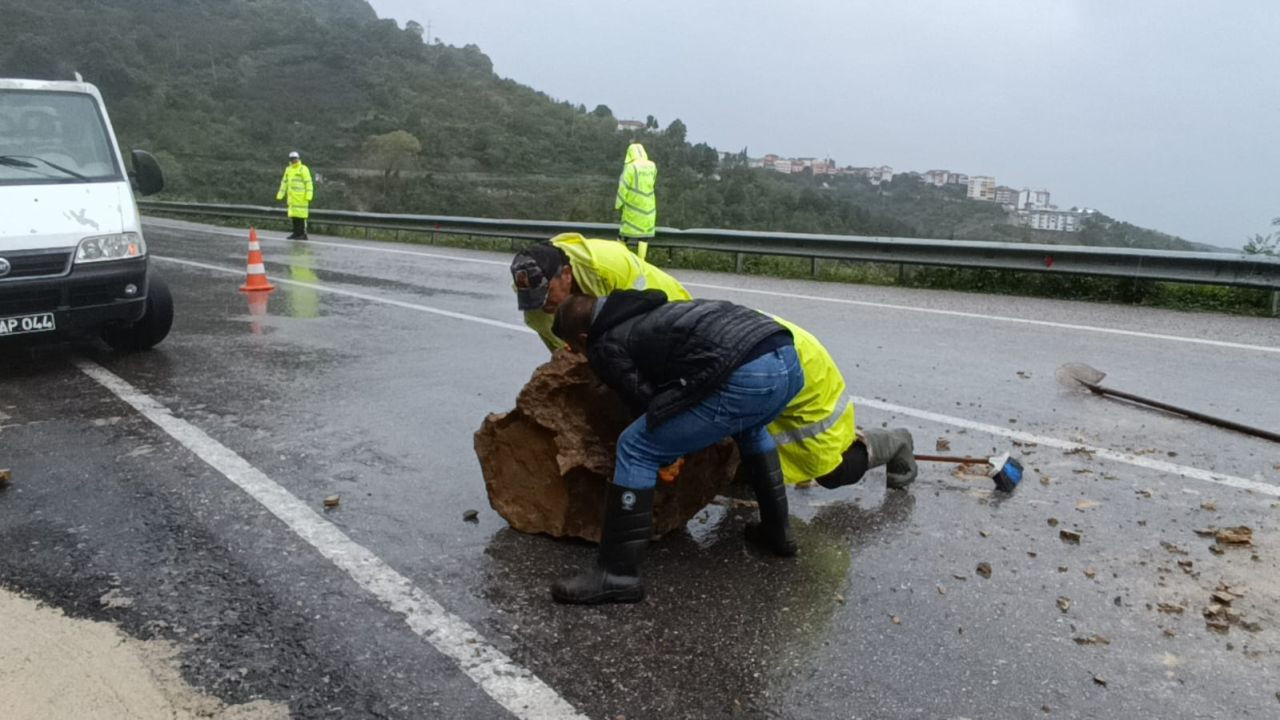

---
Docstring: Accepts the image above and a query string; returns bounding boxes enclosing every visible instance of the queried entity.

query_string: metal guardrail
[140,200,1280,311]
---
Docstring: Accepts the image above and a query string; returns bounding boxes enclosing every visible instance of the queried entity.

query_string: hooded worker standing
[615,142,657,259]
[277,150,314,240]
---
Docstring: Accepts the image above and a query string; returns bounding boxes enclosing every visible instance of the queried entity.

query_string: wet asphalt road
[2,217,1280,719]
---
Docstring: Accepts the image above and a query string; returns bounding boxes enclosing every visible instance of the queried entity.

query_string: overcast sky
[367,0,1278,248]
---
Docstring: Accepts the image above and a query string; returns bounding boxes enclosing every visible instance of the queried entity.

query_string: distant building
[1017,188,1051,211]
[616,119,646,132]
[1024,209,1081,232]
[993,185,1019,205]
[949,173,969,186]
[924,169,951,186]
[770,159,794,174]
[967,175,996,201]
[870,165,894,184]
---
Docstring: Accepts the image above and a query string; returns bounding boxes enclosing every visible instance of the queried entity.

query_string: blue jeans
[613,344,805,490]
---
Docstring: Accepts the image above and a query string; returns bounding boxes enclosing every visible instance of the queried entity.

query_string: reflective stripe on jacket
[615,143,657,239]
[523,233,691,351]
[767,317,857,484]
[276,163,314,219]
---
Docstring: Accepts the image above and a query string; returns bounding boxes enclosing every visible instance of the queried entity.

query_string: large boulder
[474,352,738,543]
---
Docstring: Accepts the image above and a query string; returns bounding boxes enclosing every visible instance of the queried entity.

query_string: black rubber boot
[551,483,653,605]
[288,217,306,240]
[741,451,798,557]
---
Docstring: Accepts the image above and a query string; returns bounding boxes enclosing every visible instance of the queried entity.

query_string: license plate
[0,312,56,336]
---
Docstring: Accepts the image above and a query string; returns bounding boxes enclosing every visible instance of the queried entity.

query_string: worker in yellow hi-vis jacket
[276,150,314,240]
[615,142,656,259]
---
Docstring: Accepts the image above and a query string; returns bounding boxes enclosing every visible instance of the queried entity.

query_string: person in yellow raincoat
[510,233,690,352]
[615,142,657,259]
[276,150,314,240]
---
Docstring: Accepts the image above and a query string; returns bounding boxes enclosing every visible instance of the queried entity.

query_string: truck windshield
[0,90,121,185]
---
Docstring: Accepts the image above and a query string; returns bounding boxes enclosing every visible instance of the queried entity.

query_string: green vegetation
[9,0,1270,314]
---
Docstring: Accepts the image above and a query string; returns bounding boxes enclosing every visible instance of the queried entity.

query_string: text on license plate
[0,313,56,336]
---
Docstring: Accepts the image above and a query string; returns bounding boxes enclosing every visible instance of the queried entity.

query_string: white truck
[0,78,172,351]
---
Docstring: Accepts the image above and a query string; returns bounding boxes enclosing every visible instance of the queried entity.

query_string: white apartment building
[1026,209,1081,232]
[1017,188,1051,211]
[967,175,996,201]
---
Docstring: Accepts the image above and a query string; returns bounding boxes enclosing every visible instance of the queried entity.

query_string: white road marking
[74,358,587,720]
[850,394,1280,497]
[144,217,1280,355]
[687,282,1280,355]
[153,256,533,334]
[158,253,1276,497]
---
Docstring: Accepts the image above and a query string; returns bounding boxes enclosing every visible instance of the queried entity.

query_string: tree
[362,130,422,191]
[405,20,424,38]
[1243,217,1280,256]
[591,104,613,118]
[645,115,658,130]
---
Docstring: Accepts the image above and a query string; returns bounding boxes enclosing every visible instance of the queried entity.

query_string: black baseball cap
[511,243,567,311]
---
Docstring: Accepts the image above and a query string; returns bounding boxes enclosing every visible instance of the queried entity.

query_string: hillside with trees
[1,0,1199,250]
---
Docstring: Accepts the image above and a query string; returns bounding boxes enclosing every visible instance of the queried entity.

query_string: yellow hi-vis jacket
[615,143,657,250]
[276,162,314,219]
[767,316,857,485]
[524,232,691,351]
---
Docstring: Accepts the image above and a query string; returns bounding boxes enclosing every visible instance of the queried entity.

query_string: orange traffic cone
[239,228,275,292]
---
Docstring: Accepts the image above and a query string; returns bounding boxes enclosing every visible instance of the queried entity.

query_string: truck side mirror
[130,149,164,196]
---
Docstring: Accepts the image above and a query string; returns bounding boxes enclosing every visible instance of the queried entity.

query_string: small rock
[0,469,10,489]
[1157,603,1185,614]
[1211,591,1236,606]
[1057,597,1071,613]
[935,437,951,452]
[1075,499,1100,511]
[1093,675,1107,687]
[1040,476,1052,486]
[1136,489,1153,498]
[937,586,946,595]
[979,530,991,538]
[1083,567,1097,579]
[834,593,845,605]
[1209,545,1225,556]
[1057,566,1069,573]
[1074,635,1111,646]
[1177,559,1194,573]
[323,495,340,509]
[976,562,993,579]
[462,509,480,522]
[1206,620,1231,634]
[890,615,901,625]
[1047,517,1060,527]
[1200,500,1217,511]
[1214,526,1253,546]
[1060,529,1083,544]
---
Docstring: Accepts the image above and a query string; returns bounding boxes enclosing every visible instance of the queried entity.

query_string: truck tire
[103,275,174,351]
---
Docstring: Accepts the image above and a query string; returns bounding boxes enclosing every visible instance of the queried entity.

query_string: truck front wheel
[103,275,174,351]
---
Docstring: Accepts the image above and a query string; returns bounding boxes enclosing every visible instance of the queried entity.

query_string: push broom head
[987,453,1023,493]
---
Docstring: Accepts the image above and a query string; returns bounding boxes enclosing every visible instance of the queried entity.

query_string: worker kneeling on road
[768,317,917,491]
[551,291,804,605]
[511,234,916,492]
[511,233,690,351]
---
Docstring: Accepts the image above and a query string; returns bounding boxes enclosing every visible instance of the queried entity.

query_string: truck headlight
[75,232,146,263]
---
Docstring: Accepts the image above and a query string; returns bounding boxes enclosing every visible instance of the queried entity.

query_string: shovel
[1057,362,1280,444]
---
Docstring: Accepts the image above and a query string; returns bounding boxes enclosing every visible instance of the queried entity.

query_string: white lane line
[850,394,1280,497]
[152,256,533,335]
[144,217,1280,355]
[158,253,1274,497]
[143,219,510,266]
[74,358,586,720]
[686,282,1280,355]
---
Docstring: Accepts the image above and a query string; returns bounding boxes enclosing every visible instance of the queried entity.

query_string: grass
[152,213,1278,317]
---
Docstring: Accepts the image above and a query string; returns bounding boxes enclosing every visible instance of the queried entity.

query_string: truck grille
[0,288,61,316]
[0,250,72,280]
